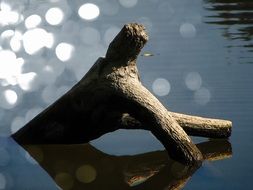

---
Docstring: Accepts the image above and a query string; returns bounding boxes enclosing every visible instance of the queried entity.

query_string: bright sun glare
[45,7,64,25]
[78,3,100,20]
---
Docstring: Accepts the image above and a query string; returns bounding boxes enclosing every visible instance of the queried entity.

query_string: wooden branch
[172,112,232,138]
[119,112,232,138]
[11,23,232,165]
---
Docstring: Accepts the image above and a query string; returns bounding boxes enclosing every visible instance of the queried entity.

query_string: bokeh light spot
[76,165,97,183]
[119,0,138,8]
[45,7,64,25]
[78,3,100,20]
[0,3,19,26]
[55,42,74,62]
[0,89,18,109]
[180,23,196,38]
[17,72,37,91]
[194,87,211,105]
[4,90,18,105]
[152,78,171,96]
[10,31,22,52]
[1,30,14,38]
[0,2,11,11]
[25,14,42,29]
[10,38,21,52]
[23,28,54,55]
[55,173,74,190]
[185,72,202,91]
[0,50,23,81]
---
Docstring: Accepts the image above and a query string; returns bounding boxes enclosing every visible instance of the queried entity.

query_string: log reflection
[24,139,232,190]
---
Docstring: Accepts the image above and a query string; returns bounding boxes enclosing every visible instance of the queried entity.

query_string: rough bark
[171,113,231,138]
[120,112,231,138]
[11,23,232,165]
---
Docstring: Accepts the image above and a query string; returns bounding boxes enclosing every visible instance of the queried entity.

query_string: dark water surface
[0,0,253,189]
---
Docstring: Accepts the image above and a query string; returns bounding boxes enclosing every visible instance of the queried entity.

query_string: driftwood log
[12,23,232,165]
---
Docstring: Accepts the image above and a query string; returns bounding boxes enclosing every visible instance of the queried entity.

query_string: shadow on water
[203,0,253,63]
[23,139,232,190]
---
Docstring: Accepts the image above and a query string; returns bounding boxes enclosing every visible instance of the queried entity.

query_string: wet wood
[12,23,232,165]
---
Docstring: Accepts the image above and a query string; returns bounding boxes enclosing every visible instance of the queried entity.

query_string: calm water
[0,0,253,189]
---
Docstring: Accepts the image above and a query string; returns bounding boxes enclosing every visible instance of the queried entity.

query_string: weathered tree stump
[12,23,232,165]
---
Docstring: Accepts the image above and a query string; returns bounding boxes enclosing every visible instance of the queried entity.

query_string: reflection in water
[24,140,232,190]
[204,0,253,63]
[0,137,58,189]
